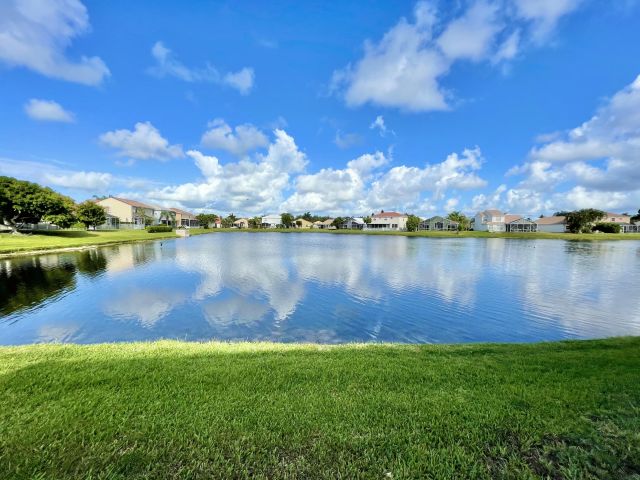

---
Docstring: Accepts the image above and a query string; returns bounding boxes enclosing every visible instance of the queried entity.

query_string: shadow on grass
[28,230,98,238]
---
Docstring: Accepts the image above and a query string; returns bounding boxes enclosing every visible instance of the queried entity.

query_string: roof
[321,218,334,225]
[504,214,523,223]
[535,215,566,225]
[170,207,196,218]
[480,209,503,216]
[233,218,249,223]
[422,216,458,223]
[606,212,631,218]
[108,197,156,210]
[372,211,405,218]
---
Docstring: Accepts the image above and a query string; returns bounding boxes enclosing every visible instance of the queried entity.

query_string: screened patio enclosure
[506,218,538,232]
[418,216,459,231]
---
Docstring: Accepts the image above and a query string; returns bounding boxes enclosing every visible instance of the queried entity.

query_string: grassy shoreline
[2,227,639,256]
[0,228,215,256]
[1,337,639,478]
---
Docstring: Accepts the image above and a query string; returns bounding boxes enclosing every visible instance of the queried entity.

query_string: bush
[146,225,173,233]
[592,222,621,234]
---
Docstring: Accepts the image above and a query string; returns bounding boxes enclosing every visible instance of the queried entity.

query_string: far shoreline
[2,227,640,259]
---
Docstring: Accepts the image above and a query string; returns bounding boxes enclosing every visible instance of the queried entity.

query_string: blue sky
[1,0,639,217]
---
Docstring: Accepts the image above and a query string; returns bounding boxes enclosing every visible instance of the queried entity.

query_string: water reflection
[1,234,639,344]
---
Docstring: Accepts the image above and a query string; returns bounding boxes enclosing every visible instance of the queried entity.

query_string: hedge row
[146,225,174,233]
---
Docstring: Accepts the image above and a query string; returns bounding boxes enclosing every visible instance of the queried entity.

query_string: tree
[249,216,262,228]
[447,211,470,231]
[331,217,345,229]
[554,211,571,217]
[565,209,606,233]
[281,212,294,228]
[406,214,420,232]
[221,214,237,228]
[0,176,75,233]
[363,215,372,225]
[631,209,640,223]
[301,212,313,222]
[76,201,107,229]
[196,213,218,228]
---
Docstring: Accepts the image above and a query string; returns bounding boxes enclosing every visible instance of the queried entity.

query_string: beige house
[313,218,335,229]
[170,208,199,227]
[294,218,313,228]
[474,209,506,232]
[535,216,568,233]
[604,212,631,224]
[233,218,249,228]
[368,211,408,231]
[97,197,157,228]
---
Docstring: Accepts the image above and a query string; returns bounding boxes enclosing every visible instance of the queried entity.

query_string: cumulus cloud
[144,129,308,214]
[0,0,110,85]
[331,0,582,111]
[505,74,640,212]
[99,122,184,161]
[148,41,255,95]
[201,119,268,156]
[24,99,74,122]
[43,171,112,191]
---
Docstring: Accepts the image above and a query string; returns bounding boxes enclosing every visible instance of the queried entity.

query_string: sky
[1,0,639,218]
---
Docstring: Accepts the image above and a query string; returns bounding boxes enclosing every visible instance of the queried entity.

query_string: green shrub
[592,222,621,233]
[146,225,173,233]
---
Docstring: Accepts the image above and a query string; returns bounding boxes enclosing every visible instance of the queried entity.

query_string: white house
[535,216,568,233]
[367,211,408,231]
[473,210,506,232]
[261,214,282,228]
[342,217,366,229]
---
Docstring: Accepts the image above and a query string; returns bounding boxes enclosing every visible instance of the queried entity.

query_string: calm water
[1,233,640,345]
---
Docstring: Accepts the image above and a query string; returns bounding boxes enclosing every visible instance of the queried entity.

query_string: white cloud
[43,171,112,191]
[0,0,109,85]
[99,122,184,161]
[436,1,501,61]
[507,74,640,212]
[0,157,156,196]
[148,41,254,94]
[145,129,307,214]
[513,0,583,41]
[223,68,255,95]
[332,0,583,111]
[201,119,268,156]
[334,131,363,149]
[24,99,74,122]
[370,115,390,136]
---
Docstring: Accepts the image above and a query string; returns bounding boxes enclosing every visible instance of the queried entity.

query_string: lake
[1,233,639,345]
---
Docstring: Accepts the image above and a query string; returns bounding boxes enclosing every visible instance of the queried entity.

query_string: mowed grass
[1,338,639,479]
[0,228,213,254]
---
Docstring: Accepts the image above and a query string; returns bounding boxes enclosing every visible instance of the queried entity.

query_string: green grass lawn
[1,338,638,479]
[0,228,213,255]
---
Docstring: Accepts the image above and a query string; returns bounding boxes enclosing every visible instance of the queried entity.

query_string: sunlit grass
[1,338,639,478]
[0,228,213,254]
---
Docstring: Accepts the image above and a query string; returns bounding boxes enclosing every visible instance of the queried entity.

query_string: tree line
[1,176,106,234]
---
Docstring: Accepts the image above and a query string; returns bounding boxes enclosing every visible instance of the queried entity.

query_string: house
[535,216,567,233]
[474,209,506,232]
[320,218,335,229]
[603,212,632,224]
[418,216,459,231]
[367,211,408,231]
[505,217,537,233]
[262,214,282,228]
[312,221,323,229]
[96,197,158,228]
[341,217,366,230]
[170,208,199,228]
[233,218,249,229]
[294,218,313,228]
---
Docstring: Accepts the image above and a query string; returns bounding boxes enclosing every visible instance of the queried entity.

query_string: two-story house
[367,211,408,231]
